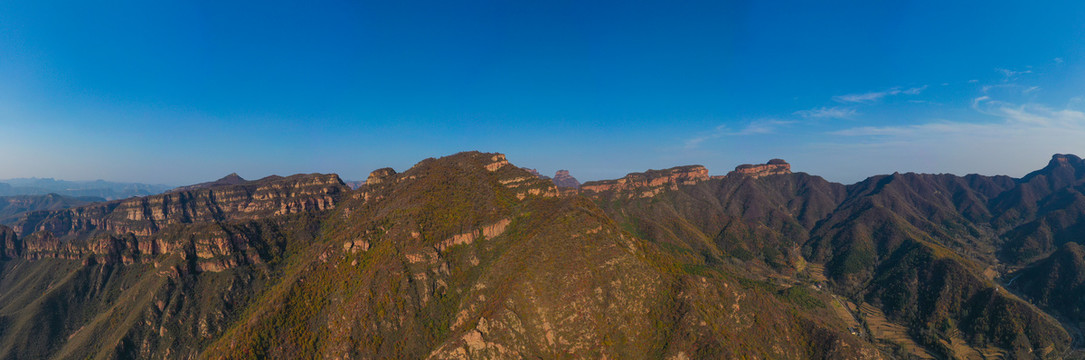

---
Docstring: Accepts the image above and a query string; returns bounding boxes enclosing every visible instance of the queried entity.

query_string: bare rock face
[0,225,17,259]
[365,168,397,186]
[8,173,349,266]
[552,170,580,189]
[580,165,709,198]
[729,159,791,178]
[484,154,510,172]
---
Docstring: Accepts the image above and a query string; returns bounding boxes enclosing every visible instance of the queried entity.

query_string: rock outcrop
[0,225,17,259]
[485,154,510,172]
[364,168,397,186]
[729,159,791,178]
[580,165,709,198]
[0,193,104,225]
[5,173,349,267]
[15,173,346,240]
[552,170,580,189]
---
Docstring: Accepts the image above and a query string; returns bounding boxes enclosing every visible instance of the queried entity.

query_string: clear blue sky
[1,1,1083,185]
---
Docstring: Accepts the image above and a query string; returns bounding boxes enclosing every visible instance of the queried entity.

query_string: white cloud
[832,102,1085,138]
[972,96,990,108]
[684,119,794,149]
[794,106,857,119]
[996,68,1033,81]
[1055,57,1064,64]
[832,86,927,103]
[902,85,928,95]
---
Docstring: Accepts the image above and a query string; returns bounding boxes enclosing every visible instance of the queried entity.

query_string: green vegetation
[0,151,1083,358]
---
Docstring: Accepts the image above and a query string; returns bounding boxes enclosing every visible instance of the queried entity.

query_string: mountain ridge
[0,151,1082,358]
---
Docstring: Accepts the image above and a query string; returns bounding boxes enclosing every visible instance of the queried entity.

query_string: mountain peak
[1020,153,1084,185]
[217,173,246,184]
[1050,153,1083,166]
[553,170,580,189]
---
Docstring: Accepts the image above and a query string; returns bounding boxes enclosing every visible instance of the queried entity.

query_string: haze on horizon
[1,1,1083,186]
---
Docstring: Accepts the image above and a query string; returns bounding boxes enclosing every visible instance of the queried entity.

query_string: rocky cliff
[729,159,791,178]
[552,170,580,189]
[580,165,709,198]
[364,167,397,186]
[6,173,348,265]
[0,193,104,225]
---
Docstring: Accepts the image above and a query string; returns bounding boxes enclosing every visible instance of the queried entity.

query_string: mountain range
[0,152,1083,359]
[0,178,172,200]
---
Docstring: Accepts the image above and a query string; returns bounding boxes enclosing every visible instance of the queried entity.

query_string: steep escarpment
[0,213,324,359]
[14,173,346,241]
[551,170,580,189]
[0,193,104,225]
[0,225,17,259]
[580,165,709,198]
[729,159,792,178]
[0,173,346,269]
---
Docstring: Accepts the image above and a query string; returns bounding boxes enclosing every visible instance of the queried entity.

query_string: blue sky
[1,1,1083,185]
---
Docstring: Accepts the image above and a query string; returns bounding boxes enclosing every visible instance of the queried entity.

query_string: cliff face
[15,173,344,240]
[364,168,397,186]
[580,165,709,198]
[730,159,791,178]
[0,193,104,225]
[0,225,17,259]
[6,173,348,265]
[552,170,580,189]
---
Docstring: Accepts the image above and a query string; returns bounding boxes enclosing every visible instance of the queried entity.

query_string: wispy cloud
[684,119,794,149]
[794,106,857,119]
[971,95,990,109]
[832,86,927,103]
[831,102,1085,138]
[996,67,1033,81]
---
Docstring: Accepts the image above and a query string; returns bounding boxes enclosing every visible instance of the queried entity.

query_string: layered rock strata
[580,165,709,198]
[730,159,791,178]
[4,173,349,269]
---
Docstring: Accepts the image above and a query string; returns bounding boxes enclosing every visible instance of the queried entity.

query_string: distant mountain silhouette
[0,177,171,200]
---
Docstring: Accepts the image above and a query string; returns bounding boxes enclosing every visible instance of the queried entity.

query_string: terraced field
[858,302,935,359]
